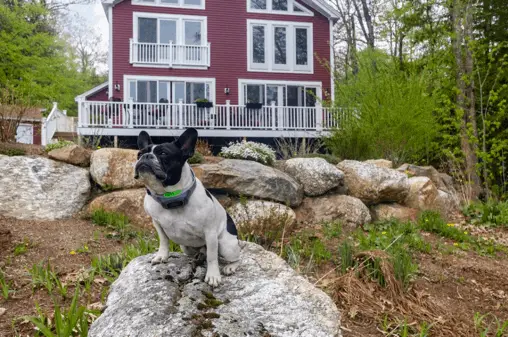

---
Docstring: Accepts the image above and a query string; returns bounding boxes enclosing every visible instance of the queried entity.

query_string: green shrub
[188,151,204,164]
[45,140,74,152]
[220,141,276,166]
[0,147,25,156]
[324,49,438,165]
[418,211,472,243]
[463,200,508,227]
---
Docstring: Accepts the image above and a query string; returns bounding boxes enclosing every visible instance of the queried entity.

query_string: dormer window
[133,0,204,9]
[248,0,312,16]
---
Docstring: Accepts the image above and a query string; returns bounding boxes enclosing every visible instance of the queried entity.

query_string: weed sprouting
[23,287,99,337]
[0,269,11,299]
[90,209,137,240]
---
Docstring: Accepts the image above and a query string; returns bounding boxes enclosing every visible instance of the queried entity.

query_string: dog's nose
[142,153,156,160]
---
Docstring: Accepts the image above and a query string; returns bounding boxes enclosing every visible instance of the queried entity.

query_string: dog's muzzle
[134,160,167,181]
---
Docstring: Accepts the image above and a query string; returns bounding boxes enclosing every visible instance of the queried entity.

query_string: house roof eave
[75,82,109,102]
[102,0,339,21]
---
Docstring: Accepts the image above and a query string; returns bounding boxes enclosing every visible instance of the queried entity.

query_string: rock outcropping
[48,144,91,167]
[90,148,142,190]
[0,156,90,220]
[338,160,410,205]
[89,242,341,337]
[295,194,371,226]
[281,157,344,196]
[193,159,303,207]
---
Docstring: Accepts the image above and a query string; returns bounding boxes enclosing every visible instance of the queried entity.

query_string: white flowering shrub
[219,141,276,166]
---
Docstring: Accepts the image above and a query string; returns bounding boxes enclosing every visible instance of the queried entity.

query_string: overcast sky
[68,1,109,57]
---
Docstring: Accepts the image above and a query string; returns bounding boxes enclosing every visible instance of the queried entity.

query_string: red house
[76,0,342,138]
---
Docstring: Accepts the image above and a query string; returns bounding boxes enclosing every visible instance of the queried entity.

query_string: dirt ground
[1,213,507,336]
[0,215,126,336]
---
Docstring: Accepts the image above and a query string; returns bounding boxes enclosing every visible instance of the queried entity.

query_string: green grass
[380,316,433,337]
[91,233,177,283]
[474,312,508,337]
[463,200,508,228]
[28,261,68,298]
[348,220,430,288]
[0,147,25,156]
[44,140,74,153]
[22,287,99,337]
[418,211,504,256]
[284,232,332,266]
[90,209,137,240]
[0,269,11,299]
[13,238,30,256]
[322,221,342,239]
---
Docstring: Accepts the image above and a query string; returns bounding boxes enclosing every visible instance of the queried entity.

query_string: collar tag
[164,190,182,198]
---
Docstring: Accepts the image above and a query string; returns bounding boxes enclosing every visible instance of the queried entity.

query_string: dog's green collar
[147,170,197,209]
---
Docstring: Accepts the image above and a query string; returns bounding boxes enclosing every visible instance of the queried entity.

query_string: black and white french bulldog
[134,128,240,286]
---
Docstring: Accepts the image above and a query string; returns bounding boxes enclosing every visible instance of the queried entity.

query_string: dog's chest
[144,195,206,245]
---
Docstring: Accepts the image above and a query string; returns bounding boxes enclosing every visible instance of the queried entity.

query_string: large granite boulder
[48,144,91,167]
[370,203,418,222]
[365,159,393,169]
[337,160,409,205]
[404,177,459,219]
[228,200,296,230]
[88,242,341,337]
[280,158,344,196]
[0,156,90,220]
[90,148,142,190]
[397,164,448,191]
[193,159,303,207]
[295,194,371,227]
[89,189,151,229]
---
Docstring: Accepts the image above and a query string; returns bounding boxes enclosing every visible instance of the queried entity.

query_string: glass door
[160,20,177,63]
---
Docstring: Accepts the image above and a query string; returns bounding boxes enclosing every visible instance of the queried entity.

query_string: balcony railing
[130,39,211,67]
[77,100,354,132]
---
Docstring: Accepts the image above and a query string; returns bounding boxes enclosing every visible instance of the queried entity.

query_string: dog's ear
[175,128,198,160]
[137,131,152,150]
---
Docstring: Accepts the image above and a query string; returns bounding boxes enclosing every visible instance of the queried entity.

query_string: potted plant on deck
[195,98,214,108]
[245,101,263,110]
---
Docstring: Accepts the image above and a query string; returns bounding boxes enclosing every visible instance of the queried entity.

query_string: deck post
[128,98,134,128]
[275,101,283,130]
[178,99,184,129]
[169,41,173,68]
[316,101,323,132]
[226,100,231,129]
[271,101,276,130]
[114,136,118,148]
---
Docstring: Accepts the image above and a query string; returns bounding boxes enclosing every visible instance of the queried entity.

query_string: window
[135,14,206,46]
[295,28,308,66]
[242,82,319,107]
[127,77,213,103]
[133,0,204,9]
[252,26,266,65]
[247,0,312,16]
[247,20,313,73]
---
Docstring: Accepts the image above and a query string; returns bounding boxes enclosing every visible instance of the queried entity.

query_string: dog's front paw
[205,270,221,287]
[151,252,169,265]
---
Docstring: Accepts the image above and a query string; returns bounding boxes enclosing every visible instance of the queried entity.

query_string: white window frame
[238,79,322,106]
[124,75,216,103]
[133,12,207,46]
[247,0,313,16]
[132,0,205,10]
[247,19,313,74]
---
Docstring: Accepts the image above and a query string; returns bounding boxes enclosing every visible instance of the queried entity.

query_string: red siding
[33,122,41,145]
[111,0,331,104]
[87,86,109,101]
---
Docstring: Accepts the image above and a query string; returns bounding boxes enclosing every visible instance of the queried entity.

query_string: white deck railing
[77,100,352,132]
[130,39,210,67]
